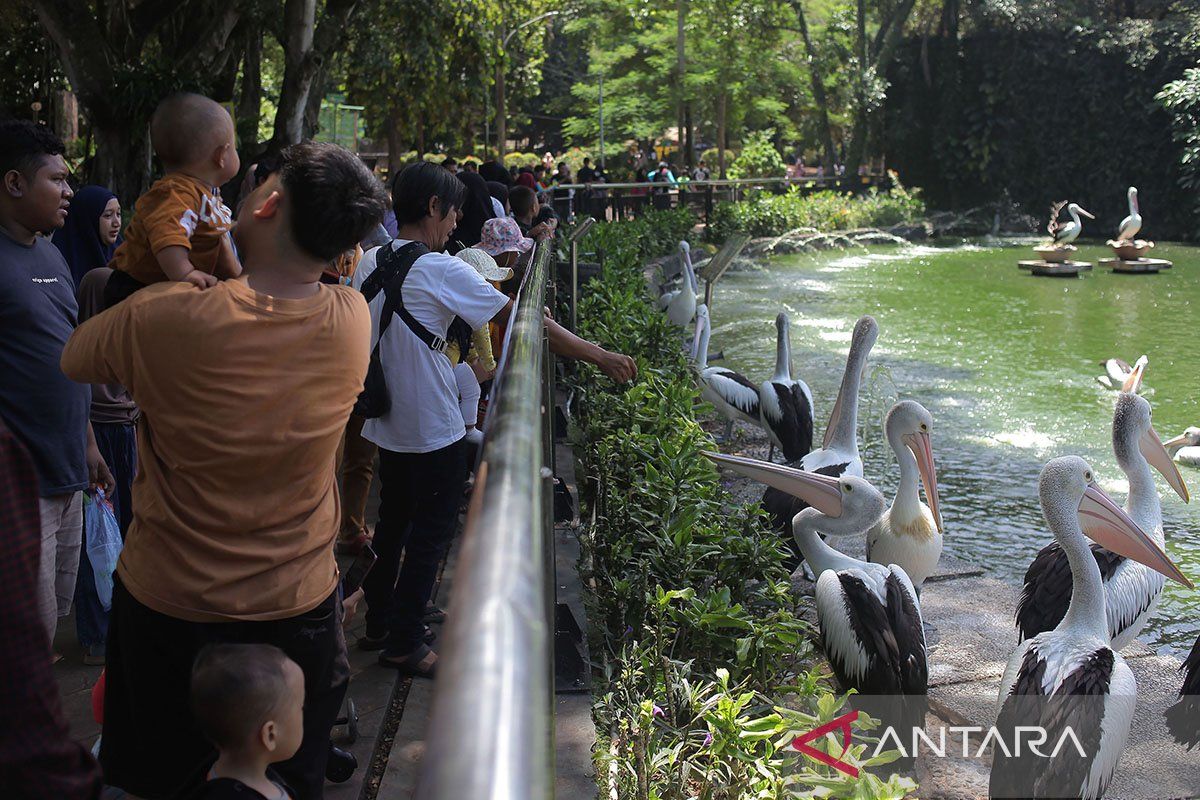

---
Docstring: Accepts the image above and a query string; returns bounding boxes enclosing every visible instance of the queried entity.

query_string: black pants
[102,268,148,307]
[99,577,349,800]
[363,439,468,655]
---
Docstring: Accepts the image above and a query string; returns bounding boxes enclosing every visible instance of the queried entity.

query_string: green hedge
[706,181,927,242]
[567,209,915,799]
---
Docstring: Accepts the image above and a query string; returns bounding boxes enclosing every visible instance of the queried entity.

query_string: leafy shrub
[728,130,786,180]
[1157,66,1200,238]
[700,147,738,170]
[569,210,915,798]
[706,177,926,241]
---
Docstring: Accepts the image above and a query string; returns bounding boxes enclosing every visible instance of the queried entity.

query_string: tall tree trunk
[270,0,360,149]
[684,105,694,170]
[237,28,263,151]
[845,0,916,179]
[675,0,686,167]
[791,0,836,174]
[496,61,506,162]
[386,110,402,169]
[716,91,727,179]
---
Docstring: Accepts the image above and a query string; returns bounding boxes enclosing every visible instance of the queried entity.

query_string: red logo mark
[791,710,859,777]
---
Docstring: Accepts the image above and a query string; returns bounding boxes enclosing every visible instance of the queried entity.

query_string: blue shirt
[0,227,89,496]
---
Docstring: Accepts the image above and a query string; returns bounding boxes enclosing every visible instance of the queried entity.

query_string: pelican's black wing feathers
[1016,540,1125,641]
[1167,634,1200,749]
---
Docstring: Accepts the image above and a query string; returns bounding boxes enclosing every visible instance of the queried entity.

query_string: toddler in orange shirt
[106,93,241,303]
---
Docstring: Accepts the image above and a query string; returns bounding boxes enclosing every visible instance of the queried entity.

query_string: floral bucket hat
[478,217,534,258]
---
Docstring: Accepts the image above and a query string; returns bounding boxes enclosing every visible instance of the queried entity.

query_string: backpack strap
[361,241,447,353]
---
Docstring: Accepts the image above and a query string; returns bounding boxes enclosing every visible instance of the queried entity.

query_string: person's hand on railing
[529,219,558,241]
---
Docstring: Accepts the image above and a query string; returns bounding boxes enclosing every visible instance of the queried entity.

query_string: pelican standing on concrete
[1016,381,1189,648]
[991,456,1193,800]
[762,315,878,551]
[1053,203,1096,246]
[665,241,698,326]
[1164,427,1200,468]
[692,305,761,443]
[708,452,927,749]
[759,313,814,463]
[1117,186,1141,242]
[866,401,944,590]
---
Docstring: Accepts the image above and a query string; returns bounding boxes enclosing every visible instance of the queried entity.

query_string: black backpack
[353,241,449,419]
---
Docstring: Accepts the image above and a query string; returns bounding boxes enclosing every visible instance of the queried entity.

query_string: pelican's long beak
[1078,207,1096,220]
[1164,434,1189,454]
[1078,482,1193,587]
[1121,359,1146,394]
[703,451,843,517]
[904,431,943,532]
[690,317,703,360]
[1141,425,1190,503]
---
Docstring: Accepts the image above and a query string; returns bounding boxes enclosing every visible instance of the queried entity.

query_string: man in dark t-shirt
[0,120,112,644]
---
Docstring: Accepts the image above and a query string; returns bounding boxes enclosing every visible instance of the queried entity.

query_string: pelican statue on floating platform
[866,401,944,591]
[759,313,814,464]
[1164,427,1200,468]
[664,241,698,326]
[1016,372,1190,649]
[692,304,761,443]
[1166,634,1200,749]
[1052,203,1096,246]
[991,456,1193,800]
[707,451,927,757]
[1117,186,1141,243]
[1095,354,1147,391]
[762,315,878,562]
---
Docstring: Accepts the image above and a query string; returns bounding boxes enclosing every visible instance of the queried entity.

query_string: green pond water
[707,239,1200,655]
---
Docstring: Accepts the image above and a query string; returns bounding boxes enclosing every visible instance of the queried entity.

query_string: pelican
[991,456,1192,800]
[762,315,878,551]
[655,241,694,309]
[692,305,761,443]
[1164,427,1200,468]
[708,451,927,751]
[1016,383,1189,649]
[1166,634,1200,749]
[1053,203,1096,246]
[1116,186,1141,242]
[664,241,697,326]
[758,313,814,463]
[865,401,943,590]
[1095,354,1147,391]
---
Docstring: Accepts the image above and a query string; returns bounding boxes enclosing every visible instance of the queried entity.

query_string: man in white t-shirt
[355,162,635,677]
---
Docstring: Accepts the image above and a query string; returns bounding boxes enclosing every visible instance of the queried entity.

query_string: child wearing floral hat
[477,217,533,270]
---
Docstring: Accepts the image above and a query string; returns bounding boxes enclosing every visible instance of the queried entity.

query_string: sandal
[378,644,438,678]
[357,628,388,651]
[422,603,446,623]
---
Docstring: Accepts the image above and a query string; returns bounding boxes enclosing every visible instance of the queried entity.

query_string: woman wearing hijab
[449,171,496,252]
[53,185,121,288]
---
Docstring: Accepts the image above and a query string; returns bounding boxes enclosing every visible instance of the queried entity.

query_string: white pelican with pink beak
[705,450,927,743]
[1016,362,1190,649]
[866,401,943,591]
[992,456,1193,799]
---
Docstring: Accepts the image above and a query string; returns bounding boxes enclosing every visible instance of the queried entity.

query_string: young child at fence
[182,644,305,800]
[448,247,509,445]
[476,216,536,368]
[105,93,241,305]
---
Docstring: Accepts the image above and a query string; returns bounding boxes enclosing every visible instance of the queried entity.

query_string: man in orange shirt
[61,142,388,800]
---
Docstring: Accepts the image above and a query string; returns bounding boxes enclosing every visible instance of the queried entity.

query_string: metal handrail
[567,217,596,332]
[417,240,555,800]
[547,174,884,191]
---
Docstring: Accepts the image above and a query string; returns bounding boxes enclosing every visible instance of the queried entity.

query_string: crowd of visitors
[1,89,636,800]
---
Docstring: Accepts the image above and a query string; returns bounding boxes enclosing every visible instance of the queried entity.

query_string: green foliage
[884,15,1200,239]
[570,209,913,798]
[706,180,926,240]
[700,148,739,168]
[1157,66,1200,237]
[728,130,786,179]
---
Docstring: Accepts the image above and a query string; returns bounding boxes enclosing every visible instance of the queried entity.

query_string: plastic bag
[85,489,123,611]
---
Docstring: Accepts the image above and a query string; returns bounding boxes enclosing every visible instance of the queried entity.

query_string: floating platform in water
[1018,260,1093,277]
[1101,257,1173,274]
